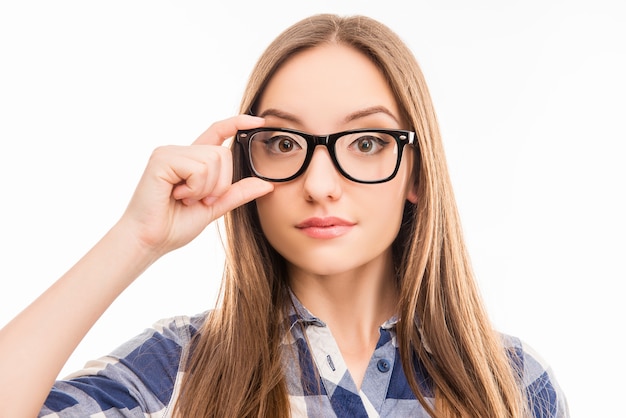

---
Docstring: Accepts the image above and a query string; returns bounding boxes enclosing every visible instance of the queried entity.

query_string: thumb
[205,177,274,217]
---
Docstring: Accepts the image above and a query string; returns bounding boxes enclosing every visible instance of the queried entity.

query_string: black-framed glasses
[236,127,417,184]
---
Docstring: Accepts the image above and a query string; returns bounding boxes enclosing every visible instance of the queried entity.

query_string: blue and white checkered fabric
[40,296,568,417]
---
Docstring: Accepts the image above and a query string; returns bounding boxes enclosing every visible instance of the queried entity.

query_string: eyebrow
[343,106,400,125]
[257,108,302,124]
[257,105,400,125]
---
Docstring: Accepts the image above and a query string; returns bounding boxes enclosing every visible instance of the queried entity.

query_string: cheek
[255,188,289,243]
[255,195,276,231]
[358,178,409,226]
[375,188,408,227]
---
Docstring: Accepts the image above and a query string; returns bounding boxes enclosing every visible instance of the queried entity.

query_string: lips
[295,217,356,239]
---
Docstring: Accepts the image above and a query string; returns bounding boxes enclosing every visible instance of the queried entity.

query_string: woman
[0,14,568,418]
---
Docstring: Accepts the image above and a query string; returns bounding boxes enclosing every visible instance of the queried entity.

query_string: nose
[301,146,343,202]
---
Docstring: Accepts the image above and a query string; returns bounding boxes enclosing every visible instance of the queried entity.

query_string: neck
[288,251,398,342]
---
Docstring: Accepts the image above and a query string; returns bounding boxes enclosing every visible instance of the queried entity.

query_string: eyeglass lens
[247,130,399,182]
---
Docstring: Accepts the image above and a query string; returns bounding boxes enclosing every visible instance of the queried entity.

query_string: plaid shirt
[40,297,569,417]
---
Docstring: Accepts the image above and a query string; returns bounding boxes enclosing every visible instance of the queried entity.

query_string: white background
[1,1,624,416]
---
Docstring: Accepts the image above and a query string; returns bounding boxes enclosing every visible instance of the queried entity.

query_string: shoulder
[40,311,210,417]
[137,310,209,348]
[501,334,570,418]
[92,311,210,367]
[61,310,209,378]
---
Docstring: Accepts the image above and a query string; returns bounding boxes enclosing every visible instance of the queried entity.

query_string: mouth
[295,217,356,239]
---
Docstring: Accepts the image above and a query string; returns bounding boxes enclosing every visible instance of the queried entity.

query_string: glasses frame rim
[236,127,417,184]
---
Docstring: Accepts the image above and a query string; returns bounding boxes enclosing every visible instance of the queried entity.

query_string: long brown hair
[175,14,527,417]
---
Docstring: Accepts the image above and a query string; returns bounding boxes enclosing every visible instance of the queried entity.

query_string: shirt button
[377,358,391,373]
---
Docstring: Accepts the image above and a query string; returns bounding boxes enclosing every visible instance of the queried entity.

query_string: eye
[263,135,303,154]
[349,135,388,154]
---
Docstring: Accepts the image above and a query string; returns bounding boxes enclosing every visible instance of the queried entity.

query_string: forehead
[257,44,402,132]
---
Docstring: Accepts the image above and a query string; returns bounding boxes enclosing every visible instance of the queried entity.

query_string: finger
[205,177,274,217]
[193,115,265,146]
[170,149,230,202]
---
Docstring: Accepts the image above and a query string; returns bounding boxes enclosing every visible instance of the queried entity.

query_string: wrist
[106,219,165,274]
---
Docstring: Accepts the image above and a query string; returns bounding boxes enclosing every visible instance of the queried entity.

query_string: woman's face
[255,44,417,278]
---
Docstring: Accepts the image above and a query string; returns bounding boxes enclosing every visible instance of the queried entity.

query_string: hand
[119,115,273,256]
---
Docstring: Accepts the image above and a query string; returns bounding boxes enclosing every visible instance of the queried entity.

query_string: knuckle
[149,145,176,162]
[204,149,222,165]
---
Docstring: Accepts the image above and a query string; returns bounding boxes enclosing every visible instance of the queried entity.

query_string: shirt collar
[287,289,399,330]
[288,290,326,328]
[380,315,399,330]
